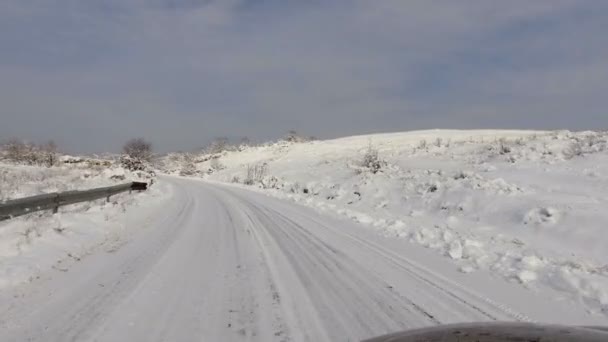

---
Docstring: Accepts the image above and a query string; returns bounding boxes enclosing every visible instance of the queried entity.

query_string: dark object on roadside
[131,182,148,191]
[364,323,608,342]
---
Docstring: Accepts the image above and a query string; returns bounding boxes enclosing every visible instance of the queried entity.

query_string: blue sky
[1,0,607,153]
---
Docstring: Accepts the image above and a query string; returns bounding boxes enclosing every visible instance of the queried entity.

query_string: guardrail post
[53,194,59,214]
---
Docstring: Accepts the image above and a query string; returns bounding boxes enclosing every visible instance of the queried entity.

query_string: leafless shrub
[2,138,59,167]
[360,142,384,174]
[498,138,511,154]
[261,176,280,189]
[238,137,252,150]
[207,137,231,154]
[209,157,225,172]
[418,139,427,150]
[121,138,152,171]
[563,141,584,159]
[434,138,442,147]
[244,164,268,185]
[284,130,311,143]
[3,138,30,163]
[40,140,58,167]
[119,156,145,171]
[584,134,608,151]
[123,138,152,162]
[454,171,468,180]
[179,153,198,176]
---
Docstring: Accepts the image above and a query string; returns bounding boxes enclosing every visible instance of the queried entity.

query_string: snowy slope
[165,129,608,318]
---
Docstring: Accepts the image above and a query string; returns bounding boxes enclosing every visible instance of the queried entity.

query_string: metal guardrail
[0,182,148,221]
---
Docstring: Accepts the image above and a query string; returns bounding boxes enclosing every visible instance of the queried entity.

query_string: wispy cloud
[1,0,607,152]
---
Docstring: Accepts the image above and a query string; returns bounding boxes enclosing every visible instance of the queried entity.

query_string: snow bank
[163,129,608,318]
[0,160,164,289]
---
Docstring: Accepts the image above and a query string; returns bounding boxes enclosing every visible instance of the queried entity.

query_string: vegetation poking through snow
[121,138,154,172]
[179,153,198,176]
[358,142,385,174]
[244,164,268,185]
[122,138,153,162]
[1,139,59,167]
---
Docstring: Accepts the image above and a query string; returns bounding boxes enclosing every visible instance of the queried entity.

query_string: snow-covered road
[0,176,601,341]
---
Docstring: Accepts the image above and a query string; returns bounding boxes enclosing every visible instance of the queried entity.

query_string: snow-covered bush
[119,139,155,172]
[561,133,608,159]
[563,141,584,159]
[206,137,231,154]
[418,139,427,150]
[244,164,268,185]
[179,153,198,176]
[283,130,312,143]
[123,138,153,162]
[209,158,225,172]
[1,139,59,167]
[120,155,148,172]
[498,138,511,155]
[359,143,384,174]
[260,175,280,189]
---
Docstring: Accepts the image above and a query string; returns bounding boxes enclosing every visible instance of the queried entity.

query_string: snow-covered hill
[162,129,608,318]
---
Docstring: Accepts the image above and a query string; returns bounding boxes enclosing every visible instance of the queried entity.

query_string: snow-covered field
[165,129,608,318]
[0,160,165,289]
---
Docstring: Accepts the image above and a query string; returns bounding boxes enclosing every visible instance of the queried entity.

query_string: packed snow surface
[0,177,603,341]
[167,129,608,319]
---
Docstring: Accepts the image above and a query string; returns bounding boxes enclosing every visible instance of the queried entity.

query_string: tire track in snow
[275,205,534,324]
[217,184,533,328]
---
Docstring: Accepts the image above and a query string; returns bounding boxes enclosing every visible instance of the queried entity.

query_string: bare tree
[179,153,198,176]
[3,138,27,163]
[244,164,268,185]
[239,137,251,146]
[2,138,60,167]
[123,138,153,162]
[209,157,225,172]
[3,138,39,165]
[207,137,230,154]
[284,130,301,143]
[360,141,384,174]
[41,140,58,167]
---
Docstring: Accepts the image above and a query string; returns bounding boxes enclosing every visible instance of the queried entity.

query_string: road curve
[0,177,596,341]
